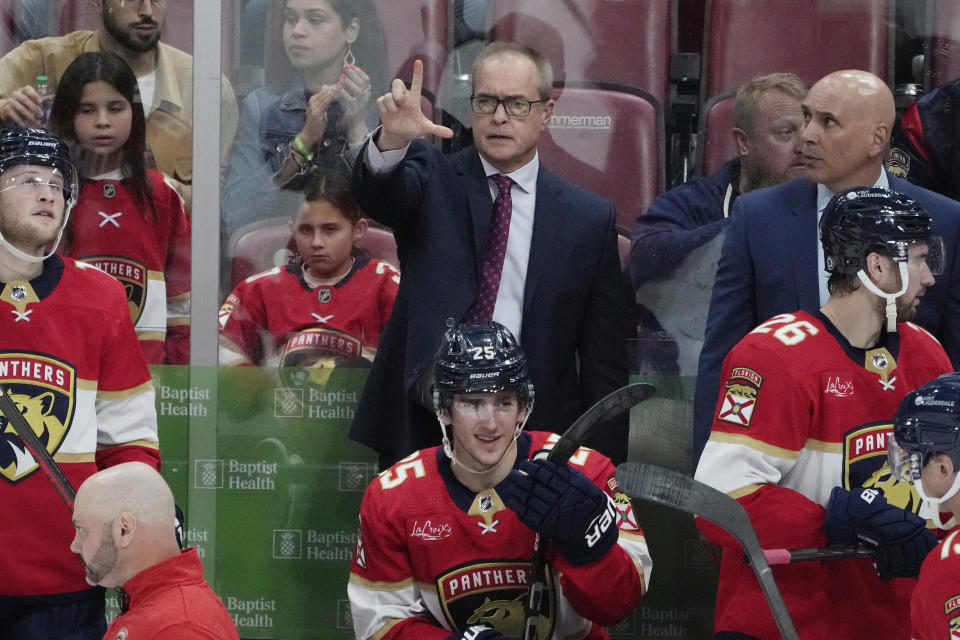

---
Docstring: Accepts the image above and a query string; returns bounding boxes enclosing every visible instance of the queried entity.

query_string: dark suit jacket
[693,173,960,462]
[350,139,630,466]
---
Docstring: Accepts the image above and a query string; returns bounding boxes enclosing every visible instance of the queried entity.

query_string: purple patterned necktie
[466,174,514,322]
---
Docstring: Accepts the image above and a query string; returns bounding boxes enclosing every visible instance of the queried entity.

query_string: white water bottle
[34,75,54,128]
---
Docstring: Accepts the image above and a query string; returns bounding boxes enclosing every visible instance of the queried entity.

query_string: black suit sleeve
[579,204,632,463]
[352,136,430,233]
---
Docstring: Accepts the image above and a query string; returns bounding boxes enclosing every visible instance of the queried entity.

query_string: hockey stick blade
[0,383,76,510]
[547,382,656,463]
[522,382,656,640]
[615,462,799,640]
[762,544,873,565]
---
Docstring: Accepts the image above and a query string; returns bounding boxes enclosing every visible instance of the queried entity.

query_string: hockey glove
[445,625,516,640]
[824,486,938,581]
[497,458,618,566]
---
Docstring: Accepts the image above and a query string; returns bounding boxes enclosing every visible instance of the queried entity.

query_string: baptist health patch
[717,366,762,427]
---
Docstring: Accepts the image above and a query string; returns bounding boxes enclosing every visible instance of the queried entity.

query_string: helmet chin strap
[856,261,908,333]
[0,205,71,264]
[436,409,531,476]
[915,471,960,530]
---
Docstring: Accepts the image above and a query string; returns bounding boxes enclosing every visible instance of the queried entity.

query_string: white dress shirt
[363,133,538,341]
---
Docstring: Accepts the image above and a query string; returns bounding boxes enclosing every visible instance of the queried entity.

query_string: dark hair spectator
[222,0,387,234]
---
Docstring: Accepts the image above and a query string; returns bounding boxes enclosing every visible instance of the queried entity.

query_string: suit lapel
[455,149,496,277]
[786,180,821,311]
[523,167,565,317]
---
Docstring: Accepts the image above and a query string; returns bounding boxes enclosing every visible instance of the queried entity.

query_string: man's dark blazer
[693,173,960,462]
[350,139,630,466]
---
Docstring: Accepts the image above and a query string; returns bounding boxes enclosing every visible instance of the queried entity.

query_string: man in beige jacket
[0,0,238,205]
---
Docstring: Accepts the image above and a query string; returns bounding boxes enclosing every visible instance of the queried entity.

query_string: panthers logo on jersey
[0,352,76,483]
[78,256,148,323]
[436,560,556,640]
[842,421,922,514]
[280,326,369,389]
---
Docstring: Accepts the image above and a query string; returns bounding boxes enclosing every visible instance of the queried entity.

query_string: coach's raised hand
[375,60,453,150]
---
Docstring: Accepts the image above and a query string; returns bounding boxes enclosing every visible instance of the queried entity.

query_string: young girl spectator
[50,51,191,365]
[219,165,398,380]
[222,0,387,234]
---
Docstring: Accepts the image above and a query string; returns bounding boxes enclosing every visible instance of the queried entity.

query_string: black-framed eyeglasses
[470,95,547,117]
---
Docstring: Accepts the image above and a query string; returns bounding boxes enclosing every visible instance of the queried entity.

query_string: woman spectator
[222,0,386,234]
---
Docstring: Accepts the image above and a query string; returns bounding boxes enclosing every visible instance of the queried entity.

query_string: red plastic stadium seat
[703,0,890,98]
[489,0,672,107]
[699,91,735,177]
[227,217,399,290]
[363,225,400,270]
[539,83,664,230]
[926,2,960,87]
[371,0,447,98]
[226,216,296,289]
[58,0,236,76]
[699,0,890,174]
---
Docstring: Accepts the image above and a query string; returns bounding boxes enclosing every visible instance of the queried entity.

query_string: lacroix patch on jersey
[0,352,76,483]
[717,367,762,427]
[437,561,555,639]
[79,256,147,323]
[842,421,922,514]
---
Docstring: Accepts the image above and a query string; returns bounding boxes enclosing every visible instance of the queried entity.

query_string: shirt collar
[478,152,539,194]
[816,169,889,212]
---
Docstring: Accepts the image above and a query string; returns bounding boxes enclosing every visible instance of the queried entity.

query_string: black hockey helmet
[434,321,533,411]
[820,187,939,275]
[889,372,960,483]
[0,125,78,209]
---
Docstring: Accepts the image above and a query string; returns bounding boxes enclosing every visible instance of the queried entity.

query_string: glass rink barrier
[109,362,377,638]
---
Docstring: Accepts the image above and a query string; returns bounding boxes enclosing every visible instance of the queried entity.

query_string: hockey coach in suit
[349,41,630,469]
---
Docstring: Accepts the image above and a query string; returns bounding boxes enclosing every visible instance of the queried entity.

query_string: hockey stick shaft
[0,383,76,510]
[761,544,873,565]
[522,382,657,640]
[615,462,799,640]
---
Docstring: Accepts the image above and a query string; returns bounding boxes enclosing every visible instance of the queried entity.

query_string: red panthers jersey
[695,311,951,640]
[64,170,191,364]
[218,256,398,366]
[912,526,960,639]
[0,256,160,598]
[348,431,651,640]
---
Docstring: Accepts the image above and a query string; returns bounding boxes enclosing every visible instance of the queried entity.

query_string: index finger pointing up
[410,59,424,98]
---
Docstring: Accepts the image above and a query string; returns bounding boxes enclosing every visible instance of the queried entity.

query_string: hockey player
[887,373,960,639]
[348,322,650,640]
[695,187,950,639]
[0,125,160,638]
[218,166,398,378]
